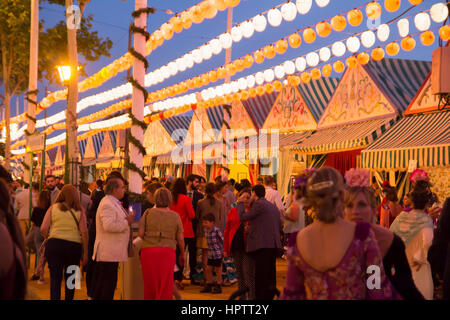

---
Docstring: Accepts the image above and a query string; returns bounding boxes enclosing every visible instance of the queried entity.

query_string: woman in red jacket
[224,188,254,300]
[170,178,196,288]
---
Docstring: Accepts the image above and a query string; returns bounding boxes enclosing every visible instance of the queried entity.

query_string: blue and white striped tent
[241,91,278,129]
[361,111,450,170]
[160,111,193,145]
[207,105,224,131]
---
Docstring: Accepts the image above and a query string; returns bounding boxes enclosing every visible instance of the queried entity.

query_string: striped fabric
[290,118,397,154]
[363,59,431,112]
[92,131,104,157]
[297,77,340,122]
[47,147,58,165]
[361,111,450,170]
[78,140,87,159]
[241,91,278,129]
[160,111,193,144]
[110,131,117,151]
[207,105,224,131]
[246,131,313,151]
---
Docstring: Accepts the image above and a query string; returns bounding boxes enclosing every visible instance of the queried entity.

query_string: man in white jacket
[91,177,134,300]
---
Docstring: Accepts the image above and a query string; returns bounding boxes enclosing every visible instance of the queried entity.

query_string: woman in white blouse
[390,185,434,300]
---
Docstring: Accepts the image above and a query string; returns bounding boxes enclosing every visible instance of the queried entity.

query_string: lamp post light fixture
[57,65,72,84]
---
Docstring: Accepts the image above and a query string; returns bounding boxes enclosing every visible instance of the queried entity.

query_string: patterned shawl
[390,210,434,246]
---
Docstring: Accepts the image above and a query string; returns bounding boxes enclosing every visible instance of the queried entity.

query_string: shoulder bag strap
[68,208,81,234]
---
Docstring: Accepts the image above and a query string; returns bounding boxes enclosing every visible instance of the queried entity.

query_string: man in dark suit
[237,184,282,300]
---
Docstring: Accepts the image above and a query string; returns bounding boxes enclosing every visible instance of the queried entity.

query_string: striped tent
[241,91,278,129]
[207,105,224,131]
[47,146,58,166]
[78,139,87,159]
[361,111,450,170]
[160,111,193,145]
[92,132,105,157]
[290,118,397,154]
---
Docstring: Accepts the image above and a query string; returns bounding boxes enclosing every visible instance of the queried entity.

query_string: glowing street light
[57,65,72,84]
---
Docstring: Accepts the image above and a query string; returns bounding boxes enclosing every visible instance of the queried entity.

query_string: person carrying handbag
[40,185,88,300]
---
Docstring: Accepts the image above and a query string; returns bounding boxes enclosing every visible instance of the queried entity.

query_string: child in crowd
[200,213,224,294]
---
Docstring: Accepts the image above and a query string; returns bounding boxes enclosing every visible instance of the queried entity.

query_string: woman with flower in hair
[343,168,423,300]
[280,167,395,300]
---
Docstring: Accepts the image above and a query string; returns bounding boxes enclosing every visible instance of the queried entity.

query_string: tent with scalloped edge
[82,135,97,166]
[143,119,177,157]
[184,107,216,145]
[96,131,116,168]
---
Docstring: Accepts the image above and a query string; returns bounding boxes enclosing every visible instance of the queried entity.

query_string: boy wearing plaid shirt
[200,213,223,294]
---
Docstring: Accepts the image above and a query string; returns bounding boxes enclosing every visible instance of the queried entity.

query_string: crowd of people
[0,164,449,301]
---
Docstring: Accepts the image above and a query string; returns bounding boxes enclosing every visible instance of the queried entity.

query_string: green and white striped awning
[289,118,397,154]
[361,111,450,170]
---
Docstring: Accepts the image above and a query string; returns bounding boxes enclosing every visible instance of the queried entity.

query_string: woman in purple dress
[280,167,396,300]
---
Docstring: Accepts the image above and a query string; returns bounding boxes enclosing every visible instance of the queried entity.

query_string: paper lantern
[170,16,183,33]
[217,67,226,78]
[385,0,401,12]
[255,72,265,85]
[275,39,288,54]
[263,45,276,59]
[295,57,307,72]
[322,64,332,77]
[347,9,363,27]
[361,30,376,48]
[371,48,385,61]
[234,59,245,71]
[246,75,256,88]
[256,86,265,96]
[244,55,254,68]
[303,28,316,43]
[154,30,164,46]
[420,31,435,46]
[311,68,322,80]
[208,70,218,83]
[357,52,370,65]
[366,2,382,20]
[288,75,301,86]
[296,0,313,14]
[210,38,222,55]
[397,19,409,38]
[231,26,243,42]
[181,11,193,29]
[346,56,358,69]
[191,5,204,24]
[288,33,302,48]
[408,0,422,5]
[264,83,274,94]
[283,60,296,74]
[430,3,449,23]
[223,83,232,95]
[346,36,360,53]
[306,52,320,66]
[241,90,250,100]
[238,78,248,90]
[241,21,255,38]
[219,33,232,49]
[192,48,203,64]
[377,24,390,42]
[249,87,257,98]
[301,72,311,83]
[254,50,265,64]
[168,61,178,76]
[316,0,330,7]
[185,54,194,68]
[201,0,218,19]
[201,45,213,60]
[176,58,186,72]
[414,13,431,32]
[273,80,283,91]
[319,47,331,61]
[253,15,267,32]
[401,36,416,51]
[281,2,297,21]
[333,60,345,73]
[386,42,400,56]
[226,63,236,76]
[268,8,282,27]
[331,15,347,31]
[440,25,450,41]
[226,0,240,8]
[316,21,331,37]
[274,65,285,79]
[264,69,275,83]
[332,41,346,57]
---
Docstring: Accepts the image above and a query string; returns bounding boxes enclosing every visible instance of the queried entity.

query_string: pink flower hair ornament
[345,168,370,188]
[409,169,429,183]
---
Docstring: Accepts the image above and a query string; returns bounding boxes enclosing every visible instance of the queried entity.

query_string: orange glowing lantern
[234,59,245,71]
[244,55,254,68]
[347,9,363,27]
[322,64,332,77]
[209,70,218,82]
[357,52,370,65]
[273,80,283,91]
[408,0,423,5]
[249,87,257,98]
[331,15,347,31]
[263,45,276,59]
[386,42,400,56]
[440,25,450,41]
[181,11,193,29]
[264,83,274,94]
[288,33,302,48]
[191,5,204,24]
[346,56,358,69]
[256,86,265,96]
[311,68,322,80]
[371,48,385,61]
[254,50,265,64]
[217,67,226,78]
[366,2,382,20]
[288,75,301,87]
[275,39,288,54]
[316,21,332,37]
[170,16,183,33]
[226,63,236,76]
[303,28,316,43]
[385,0,401,12]
[301,72,311,83]
[333,60,345,73]
[420,31,435,46]
[401,36,416,51]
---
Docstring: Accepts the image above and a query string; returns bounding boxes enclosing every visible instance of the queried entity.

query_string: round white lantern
[346,36,360,53]
[306,52,320,66]
[231,25,243,42]
[238,78,248,90]
[319,47,331,62]
[430,3,449,23]
[397,19,409,38]
[295,57,307,72]
[219,33,232,49]
[274,65,285,79]
[315,0,330,8]
[281,2,297,22]
[296,0,312,15]
[331,41,346,57]
[185,54,194,68]
[231,81,239,93]
[264,69,275,82]
[192,48,203,64]
[283,60,296,74]
[176,58,186,72]
[241,21,255,38]
[361,30,376,48]
[253,15,267,32]
[255,71,265,85]
[246,75,256,88]
[208,87,216,98]
[223,83,232,95]
[215,85,224,97]
[377,24,390,42]
[201,45,212,60]
[414,12,431,32]
[209,38,222,55]
[268,8,282,27]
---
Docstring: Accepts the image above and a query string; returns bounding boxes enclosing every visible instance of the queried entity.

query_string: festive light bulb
[414,13,431,32]
[331,15,347,31]
[264,69,275,82]
[346,36,361,53]
[288,33,302,48]
[253,15,267,32]
[386,42,400,56]
[275,39,288,54]
[283,60,296,74]
[440,25,450,41]
[168,62,178,76]
[246,75,256,88]
[311,68,322,80]
[377,24,390,42]
[210,38,222,55]
[219,33,232,49]
[268,8,282,27]
[357,52,370,65]
[347,9,363,26]
[201,45,213,60]
[316,21,332,37]
[181,11,193,29]
[161,23,173,40]
[176,58,186,72]
[241,21,255,38]
[238,78,248,90]
[301,72,311,83]
[371,47,385,61]
[385,0,401,12]
[296,0,313,14]
[288,75,301,86]
[401,36,416,51]
[255,72,265,85]
[192,48,203,64]
[244,55,254,68]
[430,3,449,23]
[273,80,283,91]
[322,64,332,77]
[263,45,276,59]
[281,2,297,21]
[332,41,346,57]
[346,56,358,69]
[397,19,409,37]
[315,0,330,8]
[366,2,382,20]
[361,30,376,48]
[254,50,265,64]
[231,25,243,42]
[420,31,435,46]
[274,65,285,79]
[191,5,204,24]
[319,47,331,62]
[295,57,307,71]
[303,28,316,43]
[306,52,320,66]
[185,54,194,68]
[408,0,423,5]
[333,60,345,73]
